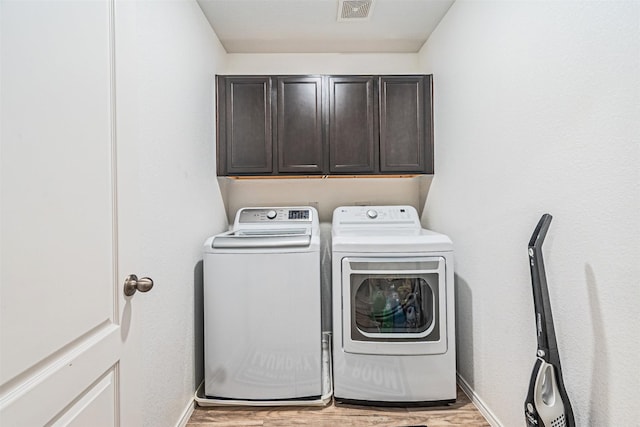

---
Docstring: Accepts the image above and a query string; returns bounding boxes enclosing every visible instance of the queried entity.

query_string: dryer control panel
[333,205,420,228]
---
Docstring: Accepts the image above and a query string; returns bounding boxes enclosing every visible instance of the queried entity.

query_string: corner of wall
[417,175,433,223]
[457,374,503,427]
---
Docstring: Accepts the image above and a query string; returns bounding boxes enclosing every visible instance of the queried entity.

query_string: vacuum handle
[529,214,552,249]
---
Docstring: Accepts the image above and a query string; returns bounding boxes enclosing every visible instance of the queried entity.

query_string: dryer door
[342,257,447,355]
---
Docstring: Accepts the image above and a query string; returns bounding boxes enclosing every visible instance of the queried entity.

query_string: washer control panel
[238,207,313,224]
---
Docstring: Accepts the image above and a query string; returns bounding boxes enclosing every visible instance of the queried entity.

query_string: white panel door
[1,1,143,425]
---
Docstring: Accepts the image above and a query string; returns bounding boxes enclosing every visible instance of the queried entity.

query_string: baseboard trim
[175,398,195,427]
[457,374,502,427]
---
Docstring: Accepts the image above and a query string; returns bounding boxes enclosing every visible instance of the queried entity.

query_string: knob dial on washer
[366,209,378,219]
[266,210,277,219]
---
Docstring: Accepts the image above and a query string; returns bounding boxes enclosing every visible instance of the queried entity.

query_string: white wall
[224,53,419,75]
[418,1,640,426]
[115,1,228,426]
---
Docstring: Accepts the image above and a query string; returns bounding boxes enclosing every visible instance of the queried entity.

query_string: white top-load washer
[332,205,456,405]
[203,207,323,402]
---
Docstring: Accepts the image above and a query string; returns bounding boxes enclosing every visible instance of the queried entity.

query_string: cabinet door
[379,76,433,173]
[328,76,378,173]
[217,76,273,175]
[276,76,324,173]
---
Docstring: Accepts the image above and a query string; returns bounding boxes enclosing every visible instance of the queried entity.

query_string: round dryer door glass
[354,276,435,334]
[341,256,448,355]
[352,274,438,339]
[342,257,445,343]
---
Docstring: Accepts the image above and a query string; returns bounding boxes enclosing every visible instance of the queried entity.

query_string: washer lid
[212,230,312,249]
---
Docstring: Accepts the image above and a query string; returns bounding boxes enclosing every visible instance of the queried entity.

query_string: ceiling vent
[337,0,375,22]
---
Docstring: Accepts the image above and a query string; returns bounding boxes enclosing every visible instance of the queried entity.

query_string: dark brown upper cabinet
[328,76,378,174]
[217,76,273,175]
[379,75,433,174]
[216,74,433,177]
[276,76,324,174]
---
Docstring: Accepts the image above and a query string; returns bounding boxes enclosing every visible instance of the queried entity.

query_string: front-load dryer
[203,207,323,402]
[331,205,456,405]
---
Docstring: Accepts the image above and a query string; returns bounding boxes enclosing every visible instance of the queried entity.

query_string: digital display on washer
[288,209,309,220]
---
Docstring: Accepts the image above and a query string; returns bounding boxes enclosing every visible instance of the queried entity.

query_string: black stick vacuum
[524,214,575,427]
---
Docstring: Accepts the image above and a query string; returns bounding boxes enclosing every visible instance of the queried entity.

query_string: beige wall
[220,176,432,223]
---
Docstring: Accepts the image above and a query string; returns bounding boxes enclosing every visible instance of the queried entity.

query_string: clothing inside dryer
[351,273,439,339]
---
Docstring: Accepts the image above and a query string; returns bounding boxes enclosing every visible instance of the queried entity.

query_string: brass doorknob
[123,274,154,296]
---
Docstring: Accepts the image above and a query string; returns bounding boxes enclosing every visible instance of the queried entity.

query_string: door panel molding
[50,370,116,427]
[0,325,120,426]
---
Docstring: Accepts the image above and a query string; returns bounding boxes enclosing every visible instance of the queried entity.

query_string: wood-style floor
[187,386,490,427]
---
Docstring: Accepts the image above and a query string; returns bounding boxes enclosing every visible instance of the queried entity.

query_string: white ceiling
[196,0,455,54]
